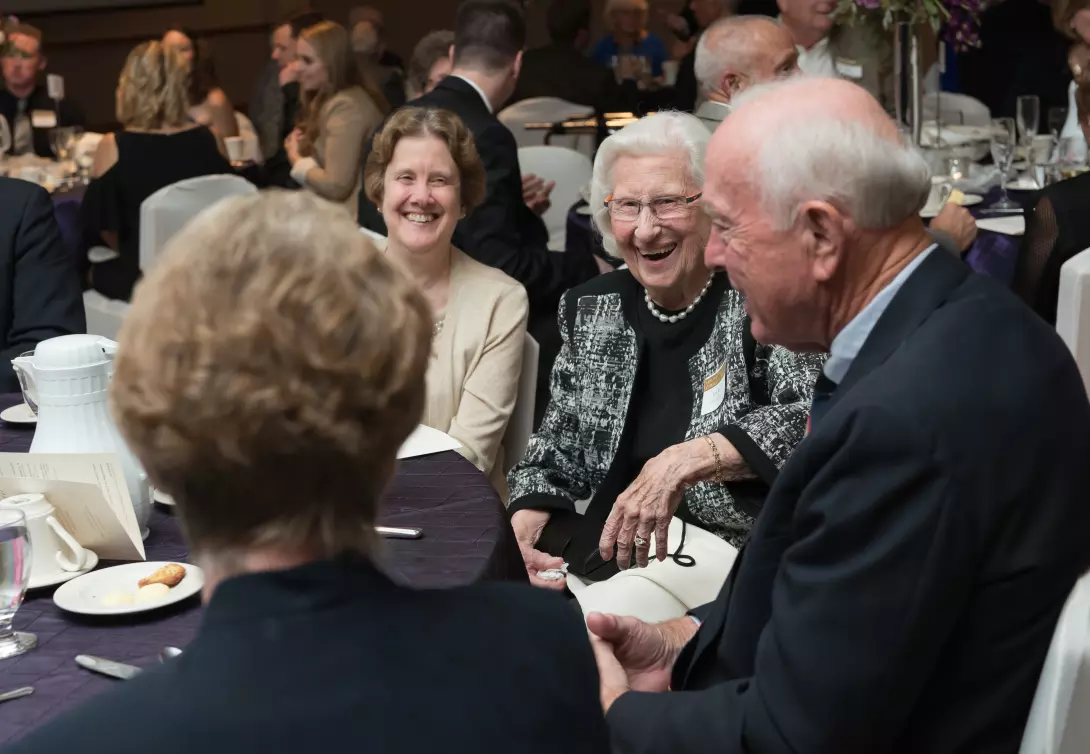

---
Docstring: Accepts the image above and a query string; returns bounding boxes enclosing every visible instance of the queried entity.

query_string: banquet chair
[517,146,593,252]
[359,226,387,249]
[498,97,595,158]
[139,174,257,273]
[234,112,263,165]
[501,333,539,475]
[82,290,129,339]
[920,92,991,127]
[1056,247,1090,397]
[1018,569,1090,754]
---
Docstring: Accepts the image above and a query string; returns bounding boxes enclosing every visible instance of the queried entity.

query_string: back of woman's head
[110,191,432,562]
[116,40,190,130]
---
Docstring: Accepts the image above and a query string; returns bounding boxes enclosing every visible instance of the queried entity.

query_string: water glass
[0,509,36,660]
[1048,106,1068,139]
[946,156,972,183]
[1016,95,1040,147]
[990,117,1019,210]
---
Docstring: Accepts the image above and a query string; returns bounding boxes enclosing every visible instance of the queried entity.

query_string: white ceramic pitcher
[11,335,151,537]
[0,494,88,583]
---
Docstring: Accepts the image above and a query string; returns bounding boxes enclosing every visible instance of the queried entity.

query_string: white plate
[152,488,175,506]
[919,194,985,219]
[0,403,36,424]
[1006,178,1039,192]
[28,550,99,590]
[54,562,203,616]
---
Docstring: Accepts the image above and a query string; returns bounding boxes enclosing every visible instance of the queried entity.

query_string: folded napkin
[976,216,1026,236]
[920,122,997,148]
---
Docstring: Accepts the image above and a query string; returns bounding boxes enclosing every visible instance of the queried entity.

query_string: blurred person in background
[3,190,611,754]
[670,0,734,113]
[82,41,230,302]
[591,0,669,85]
[349,6,405,71]
[0,23,86,158]
[162,27,240,141]
[286,21,384,219]
[350,14,404,110]
[405,30,454,99]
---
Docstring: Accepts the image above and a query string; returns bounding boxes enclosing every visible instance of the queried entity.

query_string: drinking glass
[1016,95,1040,147]
[1048,106,1068,139]
[0,114,10,163]
[0,509,36,660]
[990,118,1019,210]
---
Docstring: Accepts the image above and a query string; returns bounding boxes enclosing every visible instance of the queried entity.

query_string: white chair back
[517,145,593,252]
[234,112,263,165]
[920,92,991,127]
[1019,570,1090,754]
[82,290,130,339]
[139,174,257,272]
[498,97,595,156]
[1056,248,1090,398]
[501,333,539,474]
[359,227,388,250]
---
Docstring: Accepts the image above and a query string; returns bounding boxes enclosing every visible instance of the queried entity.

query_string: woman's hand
[284,129,302,166]
[512,509,566,591]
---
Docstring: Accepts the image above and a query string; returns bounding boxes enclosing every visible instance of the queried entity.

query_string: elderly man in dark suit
[0,178,85,391]
[587,77,1090,754]
[361,0,597,421]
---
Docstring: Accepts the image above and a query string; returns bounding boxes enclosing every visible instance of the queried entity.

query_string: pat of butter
[135,583,170,602]
[949,189,965,205]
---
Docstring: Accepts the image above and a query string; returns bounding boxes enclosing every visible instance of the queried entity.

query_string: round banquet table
[0,393,524,745]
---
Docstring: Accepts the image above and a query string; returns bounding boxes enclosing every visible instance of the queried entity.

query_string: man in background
[350,11,406,109]
[349,6,404,72]
[692,15,798,129]
[0,24,85,159]
[405,30,454,100]
[511,0,616,109]
[670,0,734,112]
[249,11,324,183]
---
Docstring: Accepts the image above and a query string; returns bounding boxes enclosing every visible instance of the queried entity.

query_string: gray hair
[590,111,710,257]
[695,15,768,95]
[730,79,932,230]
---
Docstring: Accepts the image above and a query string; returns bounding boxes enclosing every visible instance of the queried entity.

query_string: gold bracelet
[703,435,723,484]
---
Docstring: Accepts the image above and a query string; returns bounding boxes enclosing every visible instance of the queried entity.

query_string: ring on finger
[633,534,647,548]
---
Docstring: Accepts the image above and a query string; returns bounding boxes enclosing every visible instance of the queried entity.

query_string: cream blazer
[422,248,529,498]
[290,87,382,220]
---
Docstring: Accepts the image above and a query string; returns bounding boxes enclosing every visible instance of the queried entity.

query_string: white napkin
[397,425,462,459]
[977,216,1026,236]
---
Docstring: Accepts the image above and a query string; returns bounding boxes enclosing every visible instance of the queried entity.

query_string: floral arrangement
[834,0,982,52]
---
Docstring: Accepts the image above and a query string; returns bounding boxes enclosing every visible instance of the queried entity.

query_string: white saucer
[28,550,99,590]
[152,488,175,506]
[54,561,203,616]
[0,403,36,424]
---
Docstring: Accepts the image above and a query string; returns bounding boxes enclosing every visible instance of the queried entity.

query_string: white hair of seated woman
[589,111,711,257]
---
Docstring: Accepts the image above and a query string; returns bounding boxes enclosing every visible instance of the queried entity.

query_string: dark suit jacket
[0,179,85,392]
[608,250,1090,753]
[0,85,86,159]
[359,76,596,321]
[5,556,611,754]
[511,43,619,111]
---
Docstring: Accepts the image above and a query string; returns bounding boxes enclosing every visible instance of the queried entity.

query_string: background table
[0,393,523,744]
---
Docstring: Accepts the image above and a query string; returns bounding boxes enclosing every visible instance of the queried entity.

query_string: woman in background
[83,41,231,301]
[162,27,240,141]
[364,107,528,495]
[591,0,668,85]
[286,21,384,220]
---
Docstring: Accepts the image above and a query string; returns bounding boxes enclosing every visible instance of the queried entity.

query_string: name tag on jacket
[701,362,727,416]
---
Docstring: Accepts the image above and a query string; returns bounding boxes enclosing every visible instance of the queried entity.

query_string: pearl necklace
[644,275,714,324]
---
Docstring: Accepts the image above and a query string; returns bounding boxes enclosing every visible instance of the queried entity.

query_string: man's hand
[587,612,698,706]
[931,203,978,253]
[522,174,555,217]
[279,60,299,86]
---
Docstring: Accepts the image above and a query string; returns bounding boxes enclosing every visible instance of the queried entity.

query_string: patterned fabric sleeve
[718,345,825,485]
[507,294,592,514]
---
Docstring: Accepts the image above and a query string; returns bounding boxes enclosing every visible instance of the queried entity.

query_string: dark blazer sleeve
[1,186,86,389]
[608,404,965,754]
[457,121,582,313]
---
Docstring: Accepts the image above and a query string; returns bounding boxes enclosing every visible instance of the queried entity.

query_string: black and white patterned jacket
[508,271,826,547]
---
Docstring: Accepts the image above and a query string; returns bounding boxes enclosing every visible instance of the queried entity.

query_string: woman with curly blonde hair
[83,40,231,302]
[285,21,384,219]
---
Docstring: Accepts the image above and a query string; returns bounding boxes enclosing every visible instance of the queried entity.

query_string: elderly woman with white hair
[591,0,669,84]
[507,112,824,622]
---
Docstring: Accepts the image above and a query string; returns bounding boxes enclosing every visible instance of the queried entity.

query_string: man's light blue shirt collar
[823,245,937,384]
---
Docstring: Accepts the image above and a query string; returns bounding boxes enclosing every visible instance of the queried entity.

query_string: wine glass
[0,115,10,174]
[1016,95,1040,147]
[990,117,1020,211]
[1048,106,1068,140]
[0,509,36,660]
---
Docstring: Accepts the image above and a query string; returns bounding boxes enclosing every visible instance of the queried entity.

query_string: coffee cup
[924,176,953,215]
[224,136,246,164]
[0,494,88,582]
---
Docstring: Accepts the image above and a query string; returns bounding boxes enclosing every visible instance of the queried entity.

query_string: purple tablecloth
[566,194,1030,287]
[51,185,87,268]
[0,393,523,744]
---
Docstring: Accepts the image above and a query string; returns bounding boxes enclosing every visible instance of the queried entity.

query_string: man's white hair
[695,15,772,95]
[729,79,932,230]
[590,112,710,257]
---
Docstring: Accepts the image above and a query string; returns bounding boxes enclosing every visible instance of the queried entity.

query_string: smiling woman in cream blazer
[364,106,528,495]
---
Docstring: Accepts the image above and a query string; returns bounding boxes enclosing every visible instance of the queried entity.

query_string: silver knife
[0,687,33,703]
[75,654,142,680]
